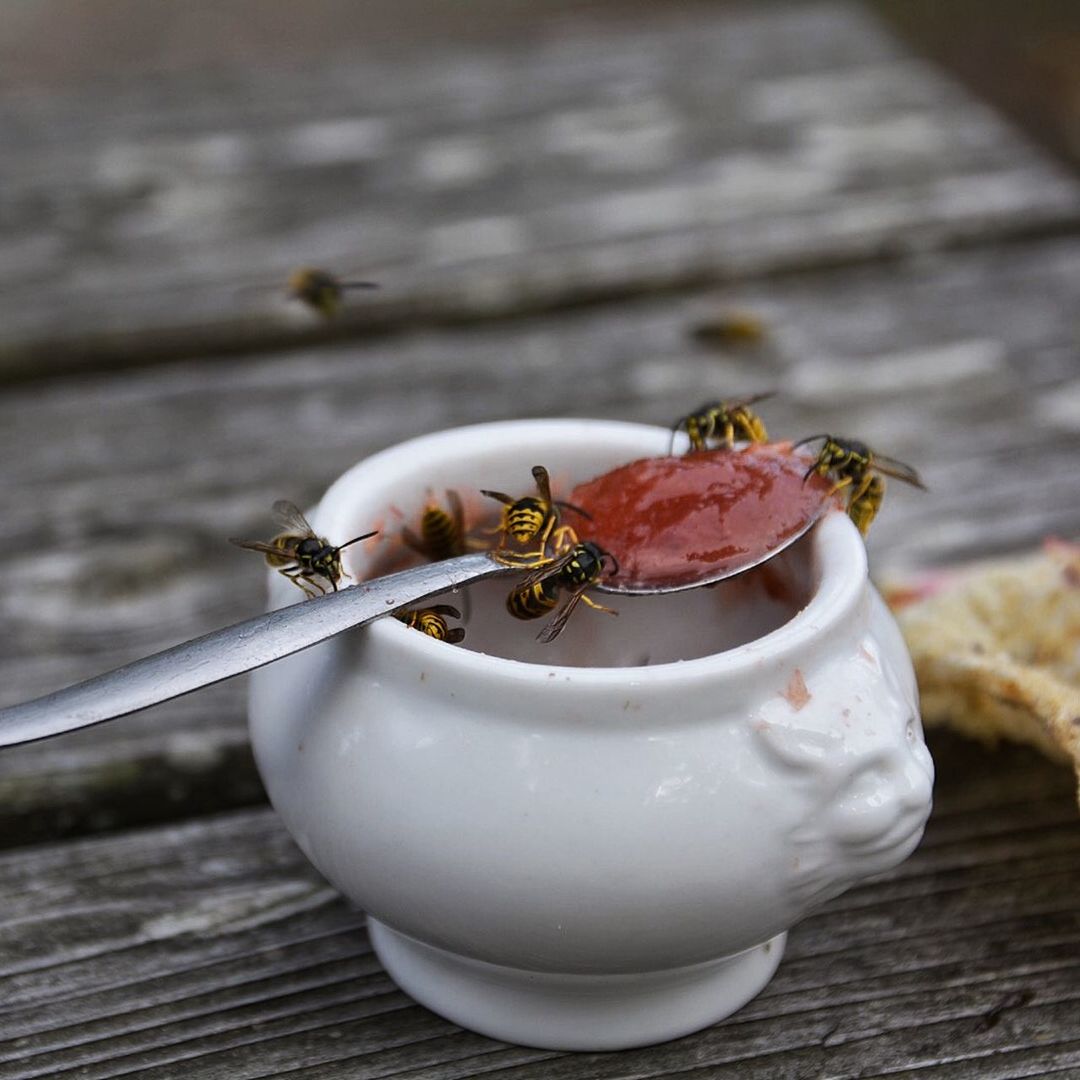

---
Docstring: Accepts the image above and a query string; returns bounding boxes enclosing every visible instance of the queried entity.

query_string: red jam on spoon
[563,443,836,593]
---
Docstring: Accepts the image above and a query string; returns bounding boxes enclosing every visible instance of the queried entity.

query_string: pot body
[249,420,933,1050]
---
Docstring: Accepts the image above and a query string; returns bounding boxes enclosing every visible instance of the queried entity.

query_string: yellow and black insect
[402,490,472,617]
[672,393,773,453]
[482,465,588,566]
[690,311,767,348]
[287,266,379,318]
[229,500,377,598]
[394,604,466,643]
[402,490,467,562]
[507,541,619,643]
[793,435,926,536]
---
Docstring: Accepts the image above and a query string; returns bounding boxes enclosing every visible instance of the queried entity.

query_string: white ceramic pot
[249,419,934,1051]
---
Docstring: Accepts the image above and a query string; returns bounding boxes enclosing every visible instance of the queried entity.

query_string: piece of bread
[882,541,1080,806]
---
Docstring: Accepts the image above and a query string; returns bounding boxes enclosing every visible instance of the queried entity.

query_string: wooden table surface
[1,2,1079,1076]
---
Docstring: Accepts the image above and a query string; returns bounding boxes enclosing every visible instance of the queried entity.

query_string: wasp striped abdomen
[506,575,561,621]
[403,490,466,562]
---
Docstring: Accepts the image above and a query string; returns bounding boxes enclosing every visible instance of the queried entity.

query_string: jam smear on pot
[564,444,836,592]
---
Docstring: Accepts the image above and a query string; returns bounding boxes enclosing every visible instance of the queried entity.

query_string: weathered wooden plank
[1,1,1079,378]
[0,731,1076,1078]
[1,233,1079,844]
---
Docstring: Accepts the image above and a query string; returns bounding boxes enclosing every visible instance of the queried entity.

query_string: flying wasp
[671,393,773,453]
[287,266,379,318]
[793,435,926,536]
[690,310,767,348]
[394,604,466,644]
[402,489,467,562]
[229,500,378,598]
[482,465,589,567]
[507,540,619,643]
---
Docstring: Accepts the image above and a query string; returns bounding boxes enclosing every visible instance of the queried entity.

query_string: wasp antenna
[791,434,829,450]
[340,281,380,290]
[554,500,592,520]
[334,530,379,552]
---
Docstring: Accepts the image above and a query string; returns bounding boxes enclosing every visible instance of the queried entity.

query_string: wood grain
[2,1,1079,379]
[0,732,1075,1079]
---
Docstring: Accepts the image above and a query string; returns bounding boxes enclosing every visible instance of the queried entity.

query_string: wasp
[402,490,467,562]
[402,490,472,617]
[229,500,377,598]
[507,541,619,643]
[394,604,466,643]
[690,310,767,347]
[793,435,926,536]
[287,266,379,318]
[482,465,588,566]
[671,393,773,453]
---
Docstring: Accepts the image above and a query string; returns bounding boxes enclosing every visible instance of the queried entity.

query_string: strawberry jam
[564,444,835,592]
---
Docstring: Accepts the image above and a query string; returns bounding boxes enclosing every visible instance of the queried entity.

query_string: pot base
[367,919,786,1051]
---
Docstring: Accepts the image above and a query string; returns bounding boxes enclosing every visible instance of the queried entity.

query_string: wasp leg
[281,567,320,599]
[295,569,329,596]
[688,415,713,452]
[828,475,854,499]
[491,547,555,568]
[549,524,580,556]
[581,595,619,616]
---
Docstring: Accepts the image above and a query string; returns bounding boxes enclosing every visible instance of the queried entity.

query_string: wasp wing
[272,499,318,537]
[446,489,465,541]
[531,465,553,506]
[873,456,927,490]
[537,588,587,643]
[515,550,574,591]
[229,538,289,557]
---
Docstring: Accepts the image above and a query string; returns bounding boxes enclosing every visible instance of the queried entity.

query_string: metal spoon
[0,516,820,749]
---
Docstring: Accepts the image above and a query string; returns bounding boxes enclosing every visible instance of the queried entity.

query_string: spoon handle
[0,553,512,749]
